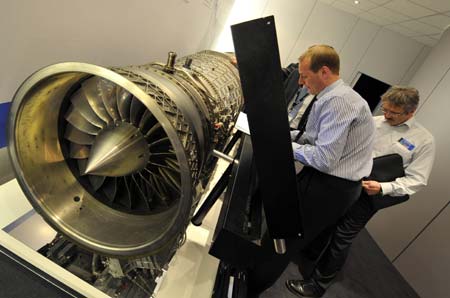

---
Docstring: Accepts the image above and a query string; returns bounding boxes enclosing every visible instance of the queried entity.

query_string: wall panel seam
[284,0,319,65]
[392,198,450,263]
[398,45,425,85]
[338,17,359,55]
[417,65,450,113]
[348,24,381,84]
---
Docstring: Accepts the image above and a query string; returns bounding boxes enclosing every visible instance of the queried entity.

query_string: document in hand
[368,153,409,210]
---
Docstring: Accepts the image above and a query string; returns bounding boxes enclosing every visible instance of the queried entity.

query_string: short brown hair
[381,86,419,113]
[299,45,340,74]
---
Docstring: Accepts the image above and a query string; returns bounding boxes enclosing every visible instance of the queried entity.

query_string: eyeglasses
[380,106,407,116]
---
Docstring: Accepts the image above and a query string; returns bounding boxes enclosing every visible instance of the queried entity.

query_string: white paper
[235,112,250,135]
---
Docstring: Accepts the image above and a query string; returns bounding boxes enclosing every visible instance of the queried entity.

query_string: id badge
[398,138,415,151]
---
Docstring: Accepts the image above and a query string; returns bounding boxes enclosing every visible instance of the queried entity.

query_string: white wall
[0,0,234,103]
[0,0,235,183]
[212,0,430,86]
[367,27,450,298]
[0,179,33,229]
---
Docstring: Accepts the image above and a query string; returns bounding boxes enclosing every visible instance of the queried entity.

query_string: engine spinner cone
[84,122,150,177]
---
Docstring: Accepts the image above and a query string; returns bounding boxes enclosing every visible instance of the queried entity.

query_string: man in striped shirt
[286,45,375,298]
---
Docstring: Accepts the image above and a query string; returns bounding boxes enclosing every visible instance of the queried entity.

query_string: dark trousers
[247,167,362,297]
[313,192,377,288]
[297,167,363,246]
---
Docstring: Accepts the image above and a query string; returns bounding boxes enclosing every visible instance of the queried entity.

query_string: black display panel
[353,73,391,112]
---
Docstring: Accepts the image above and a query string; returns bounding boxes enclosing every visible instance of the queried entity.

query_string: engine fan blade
[148,137,170,149]
[69,143,90,159]
[88,175,106,191]
[65,105,101,135]
[116,88,132,122]
[82,77,113,124]
[145,123,162,139]
[158,167,180,194]
[117,176,132,209]
[98,79,120,122]
[130,97,146,126]
[102,177,117,204]
[64,124,95,145]
[131,175,150,211]
[165,157,180,173]
[70,88,106,128]
[139,110,157,133]
[150,174,169,206]
[77,159,88,176]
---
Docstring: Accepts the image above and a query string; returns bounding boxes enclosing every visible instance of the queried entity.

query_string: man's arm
[292,97,352,173]
[363,139,435,196]
[381,140,435,196]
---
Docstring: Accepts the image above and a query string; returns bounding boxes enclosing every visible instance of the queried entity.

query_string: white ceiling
[319,0,450,46]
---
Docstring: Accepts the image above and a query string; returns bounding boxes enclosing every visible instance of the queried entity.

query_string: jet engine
[8,50,243,259]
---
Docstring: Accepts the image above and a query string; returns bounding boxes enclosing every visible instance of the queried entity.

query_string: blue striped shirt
[293,79,375,181]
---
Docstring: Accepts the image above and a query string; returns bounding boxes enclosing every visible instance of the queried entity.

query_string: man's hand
[230,56,237,67]
[362,180,382,196]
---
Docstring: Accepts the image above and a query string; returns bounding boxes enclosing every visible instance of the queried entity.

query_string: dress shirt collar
[382,116,416,128]
[402,116,416,128]
[317,79,344,100]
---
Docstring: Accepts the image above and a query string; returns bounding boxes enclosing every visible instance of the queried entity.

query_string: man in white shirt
[286,86,435,297]
[364,87,434,196]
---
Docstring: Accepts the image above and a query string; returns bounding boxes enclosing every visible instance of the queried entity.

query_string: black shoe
[285,279,325,297]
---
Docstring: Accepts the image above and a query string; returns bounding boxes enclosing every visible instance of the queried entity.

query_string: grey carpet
[260,229,420,298]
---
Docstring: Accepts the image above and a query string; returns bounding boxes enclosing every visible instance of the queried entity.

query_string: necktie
[294,95,318,142]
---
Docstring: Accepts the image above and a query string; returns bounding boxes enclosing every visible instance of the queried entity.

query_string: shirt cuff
[379,182,393,195]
